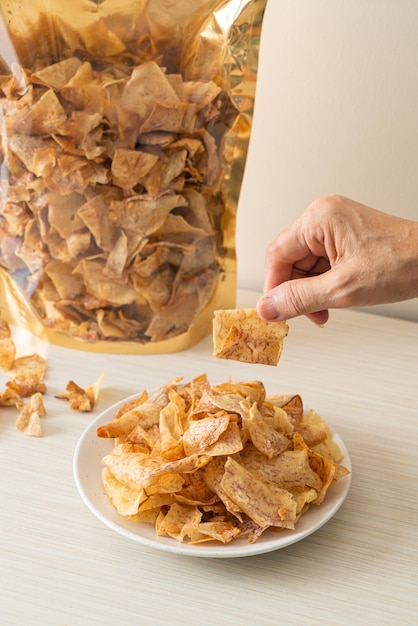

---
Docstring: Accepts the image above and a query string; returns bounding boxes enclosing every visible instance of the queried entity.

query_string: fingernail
[260,295,279,320]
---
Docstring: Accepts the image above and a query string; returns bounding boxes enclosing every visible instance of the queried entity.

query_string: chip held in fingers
[213,308,289,366]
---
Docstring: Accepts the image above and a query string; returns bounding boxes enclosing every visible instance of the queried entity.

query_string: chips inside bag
[0,0,267,353]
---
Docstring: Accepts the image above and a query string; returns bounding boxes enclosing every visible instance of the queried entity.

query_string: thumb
[257,275,331,324]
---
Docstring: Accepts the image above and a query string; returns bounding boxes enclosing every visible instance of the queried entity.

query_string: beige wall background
[236,0,418,322]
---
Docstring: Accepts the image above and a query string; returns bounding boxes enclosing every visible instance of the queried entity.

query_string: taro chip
[101,467,147,516]
[15,392,46,437]
[220,457,297,529]
[213,309,289,366]
[186,521,241,545]
[55,372,104,411]
[121,61,179,119]
[240,399,290,459]
[293,432,339,505]
[0,320,16,370]
[202,422,243,457]
[6,378,46,397]
[158,392,185,459]
[156,502,202,542]
[0,320,12,340]
[239,445,323,494]
[111,149,159,189]
[28,89,67,135]
[145,473,185,496]
[0,384,22,406]
[268,394,304,426]
[182,414,230,456]
[7,353,47,382]
[300,409,345,463]
[31,57,83,89]
[102,450,211,492]
[96,391,148,439]
[0,336,16,371]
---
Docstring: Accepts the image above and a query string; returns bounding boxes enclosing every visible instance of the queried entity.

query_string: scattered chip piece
[213,308,289,366]
[7,354,48,382]
[55,372,105,411]
[15,392,46,437]
[0,320,16,371]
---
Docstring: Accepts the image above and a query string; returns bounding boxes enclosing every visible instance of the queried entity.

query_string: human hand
[256,195,418,325]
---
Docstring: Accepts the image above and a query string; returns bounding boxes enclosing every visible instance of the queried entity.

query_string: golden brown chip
[5,378,47,397]
[188,521,241,545]
[220,457,297,530]
[156,502,202,543]
[213,308,289,366]
[15,392,46,437]
[239,444,323,494]
[182,414,230,456]
[7,354,47,382]
[31,57,83,89]
[0,337,16,371]
[293,432,337,506]
[111,149,159,189]
[0,320,12,339]
[203,422,243,457]
[101,467,147,516]
[0,386,22,406]
[102,450,211,492]
[240,399,290,459]
[268,394,303,425]
[55,372,104,411]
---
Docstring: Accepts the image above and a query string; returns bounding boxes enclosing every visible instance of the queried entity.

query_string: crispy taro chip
[182,414,230,456]
[240,398,290,459]
[101,467,147,516]
[15,392,46,437]
[0,385,22,406]
[267,394,303,426]
[7,354,48,382]
[155,502,202,543]
[0,322,16,371]
[111,149,159,190]
[102,450,211,492]
[220,457,297,530]
[6,378,47,398]
[0,321,14,362]
[213,309,289,366]
[97,377,182,437]
[293,432,349,505]
[239,444,323,494]
[55,372,104,411]
[31,57,83,90]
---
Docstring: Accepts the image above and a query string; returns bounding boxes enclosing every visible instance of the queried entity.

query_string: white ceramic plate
[73,394,352,558]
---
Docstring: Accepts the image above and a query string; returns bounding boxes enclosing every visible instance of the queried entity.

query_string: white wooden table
[1,290,417,625]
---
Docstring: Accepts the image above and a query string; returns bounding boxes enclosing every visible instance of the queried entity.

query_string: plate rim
[73,392,352,559]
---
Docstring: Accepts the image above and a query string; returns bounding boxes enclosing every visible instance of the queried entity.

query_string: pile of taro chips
[0,0,267,353]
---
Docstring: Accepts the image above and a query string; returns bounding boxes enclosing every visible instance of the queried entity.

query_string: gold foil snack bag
[0,0,267,353]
